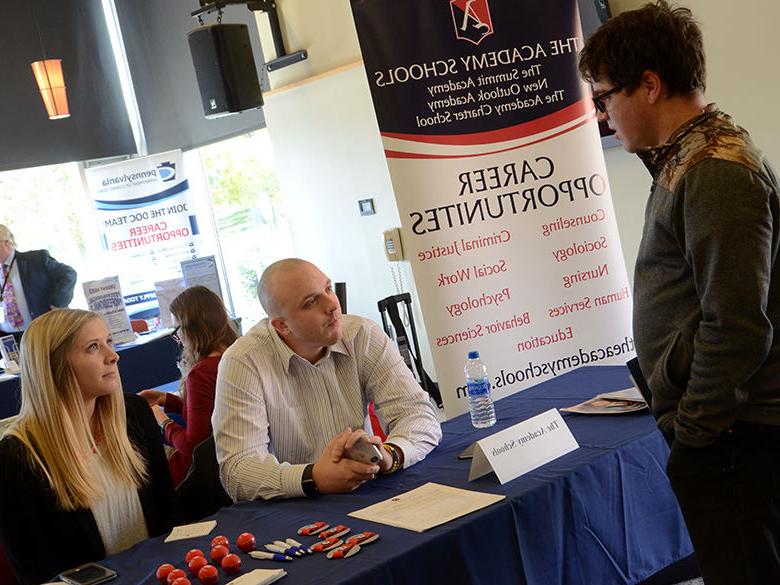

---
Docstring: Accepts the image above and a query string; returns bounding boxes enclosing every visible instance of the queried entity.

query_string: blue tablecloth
[101,365,692,585]
[0,331,180,419]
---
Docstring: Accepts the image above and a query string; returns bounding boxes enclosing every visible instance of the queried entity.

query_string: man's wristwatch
[302,464,319,497]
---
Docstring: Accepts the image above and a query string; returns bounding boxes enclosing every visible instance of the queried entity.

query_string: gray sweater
[634,105,780,447]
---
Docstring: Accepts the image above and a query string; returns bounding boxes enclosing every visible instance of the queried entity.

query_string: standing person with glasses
[139,286,238,486]
[590,85,623,115]
[580,2,780,584]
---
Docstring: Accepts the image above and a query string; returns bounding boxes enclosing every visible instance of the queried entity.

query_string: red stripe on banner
[381,97,592,147]
[384,115,595,160]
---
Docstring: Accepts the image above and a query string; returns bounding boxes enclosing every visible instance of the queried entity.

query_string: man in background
[212,258,441,500]
[0,224,77,339]
[579,2,780,583]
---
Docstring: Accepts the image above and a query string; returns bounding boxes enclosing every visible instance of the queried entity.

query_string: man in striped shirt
[212,258,442,500]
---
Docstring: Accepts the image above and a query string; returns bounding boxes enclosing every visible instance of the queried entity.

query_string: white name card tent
[469,408,579,484]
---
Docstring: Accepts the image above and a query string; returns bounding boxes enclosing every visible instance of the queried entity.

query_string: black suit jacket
[15,249,77,319]
[0,394,176,585]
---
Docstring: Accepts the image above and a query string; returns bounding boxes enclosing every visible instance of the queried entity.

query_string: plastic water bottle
[464,351,496,428]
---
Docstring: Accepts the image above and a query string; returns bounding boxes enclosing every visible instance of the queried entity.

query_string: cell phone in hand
[59,563,117,585]
[344,438,383,465]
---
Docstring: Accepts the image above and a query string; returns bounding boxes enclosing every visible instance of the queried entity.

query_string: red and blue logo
[450,0,493,45]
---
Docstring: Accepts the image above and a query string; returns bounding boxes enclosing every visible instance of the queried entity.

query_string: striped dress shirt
[212,314,442,500]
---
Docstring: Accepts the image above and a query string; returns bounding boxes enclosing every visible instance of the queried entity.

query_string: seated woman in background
[0,309,174,585]
[140,285,238,486]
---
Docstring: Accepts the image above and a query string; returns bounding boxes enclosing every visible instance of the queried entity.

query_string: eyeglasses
[591,85,623,113]
[171,325,182,344]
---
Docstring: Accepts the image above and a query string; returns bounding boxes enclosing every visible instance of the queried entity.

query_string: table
[102,365,693,585]
[0,330,181,419]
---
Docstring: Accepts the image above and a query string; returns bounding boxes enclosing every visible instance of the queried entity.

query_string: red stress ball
[198,565,219,585]
[188,555,209,576]
[221,554,241,575]
[185,549,205,564]
[236,532,256,553]
[167,569,187,584]
[210,545,229,564]
[156,564,175,584]
[172,578,191,585]
[210,535,229,548]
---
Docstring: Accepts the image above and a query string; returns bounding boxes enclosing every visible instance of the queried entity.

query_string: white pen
[285,538,314,554]
[273,540,305,555]
[265,543,303,557]
[249,550,294,562]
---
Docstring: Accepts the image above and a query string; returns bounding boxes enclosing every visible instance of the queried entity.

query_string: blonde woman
[139,285,238,485]
[0,310,174,585]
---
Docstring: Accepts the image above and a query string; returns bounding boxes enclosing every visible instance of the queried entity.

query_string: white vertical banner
[352,0,635,418]
[84,150,204,317]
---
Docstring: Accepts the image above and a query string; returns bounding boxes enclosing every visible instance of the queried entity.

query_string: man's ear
[270,316,289,336]
[641,70,664,104]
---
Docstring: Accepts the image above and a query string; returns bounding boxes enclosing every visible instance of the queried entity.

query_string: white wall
[254,0,780,382]
[262,66,407,320]
[255,0,361,88]
[257,5,437,374]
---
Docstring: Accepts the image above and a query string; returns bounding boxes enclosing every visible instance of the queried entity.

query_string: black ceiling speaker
[188,23,263,119]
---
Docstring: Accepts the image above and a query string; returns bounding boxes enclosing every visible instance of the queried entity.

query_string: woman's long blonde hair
[3,309,148,510]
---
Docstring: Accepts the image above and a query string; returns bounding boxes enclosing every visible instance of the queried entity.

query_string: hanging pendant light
[31,59,70,119]
[30,1,69,120]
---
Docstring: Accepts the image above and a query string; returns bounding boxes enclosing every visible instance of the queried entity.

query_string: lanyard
[0,255,17,298]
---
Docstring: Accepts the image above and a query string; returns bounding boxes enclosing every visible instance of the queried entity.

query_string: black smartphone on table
[59,563,117,585]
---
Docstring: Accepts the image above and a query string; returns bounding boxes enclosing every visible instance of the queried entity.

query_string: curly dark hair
[578,0,705,96]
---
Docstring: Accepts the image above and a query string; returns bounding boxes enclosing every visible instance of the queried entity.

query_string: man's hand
[312,428,380,493]
[138,389,167,407]
[342,429,393,473]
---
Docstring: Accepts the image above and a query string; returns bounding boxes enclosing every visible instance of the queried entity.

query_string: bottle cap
[467,351,479,359]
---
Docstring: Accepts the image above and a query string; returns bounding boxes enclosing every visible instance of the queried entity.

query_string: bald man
[0,224,77,338]
[212,258,442,500]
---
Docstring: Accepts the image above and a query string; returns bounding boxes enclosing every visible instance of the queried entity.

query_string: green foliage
[199,130,293,326]
[201,133,281,211]
[238,264,260,300]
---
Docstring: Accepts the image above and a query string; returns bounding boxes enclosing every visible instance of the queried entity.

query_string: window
[196,130,294,327]
[0,129,291,330]
[0,162,94,309]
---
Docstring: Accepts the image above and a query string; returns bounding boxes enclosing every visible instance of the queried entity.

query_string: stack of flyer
[0,335,20,374]
[561,387,648,415]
